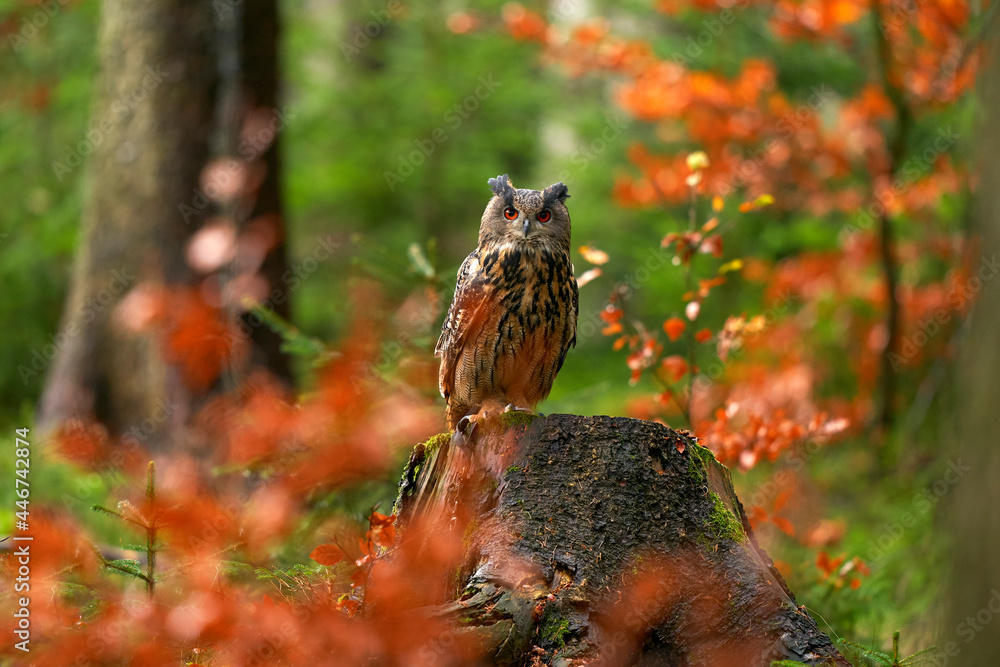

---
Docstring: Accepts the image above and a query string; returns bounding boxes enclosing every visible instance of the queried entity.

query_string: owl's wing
[555,272,579,373]
[435,252,489,400]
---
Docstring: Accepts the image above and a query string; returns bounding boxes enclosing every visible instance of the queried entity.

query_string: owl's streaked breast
[456,241,577,410]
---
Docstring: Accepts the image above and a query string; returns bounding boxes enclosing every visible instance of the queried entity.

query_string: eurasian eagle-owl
[435,174,579,429]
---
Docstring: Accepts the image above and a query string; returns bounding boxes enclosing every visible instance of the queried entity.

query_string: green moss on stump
[687,442,717,483]
[540,615,571,648]
[423,432,451,453]
[707,491,745,543]
[499,410,540,428]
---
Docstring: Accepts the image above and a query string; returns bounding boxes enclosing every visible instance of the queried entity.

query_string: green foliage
[540,614,572,648]
[91,462,160,596]
[841,631,938,667]
[0,0,100,410]
[249,301,333,366]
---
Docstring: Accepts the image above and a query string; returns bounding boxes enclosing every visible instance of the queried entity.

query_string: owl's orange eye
[537,209,552,223]
[504,207,518,220]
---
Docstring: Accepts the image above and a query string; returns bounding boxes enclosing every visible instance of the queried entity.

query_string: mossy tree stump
[390,414,849,666]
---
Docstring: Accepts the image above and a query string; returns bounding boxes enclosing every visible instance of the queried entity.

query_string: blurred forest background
[1,0,998,664]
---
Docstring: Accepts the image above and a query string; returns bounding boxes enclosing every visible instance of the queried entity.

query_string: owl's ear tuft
[543,182,570,204]
[488,174,515,199]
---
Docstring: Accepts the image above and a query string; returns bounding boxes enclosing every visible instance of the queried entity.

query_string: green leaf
[91,504,125,520]
[245,300,330,362]
[840,639,893,665]
[102,559,144,578]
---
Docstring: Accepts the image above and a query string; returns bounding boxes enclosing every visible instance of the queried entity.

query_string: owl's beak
[522,218,531,237]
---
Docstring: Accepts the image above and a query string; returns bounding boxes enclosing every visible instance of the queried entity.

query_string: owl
[435,174,579,430]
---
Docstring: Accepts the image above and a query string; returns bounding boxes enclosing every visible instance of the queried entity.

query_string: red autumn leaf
[773,489,792,513]
[358,536,372,558]
[661,355,688,382]
[747,506,768,528]
[502,3,548,41]
[51,419,122,468]
[701,234,723,258]
[816,551,845,577]
[600,305,624,323]
[336,596,361,616]
[772,516,795,536]
[626,351,645,371]
[310,544,346,566]
[368,512,397,549]
[663,316,686,342]
[162,289,242,392]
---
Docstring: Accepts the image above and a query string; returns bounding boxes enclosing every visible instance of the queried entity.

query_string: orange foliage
[0,281,460,665]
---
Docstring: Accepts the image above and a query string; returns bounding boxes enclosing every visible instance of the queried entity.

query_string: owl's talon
[503,404,532,414]
[456,415,478,440]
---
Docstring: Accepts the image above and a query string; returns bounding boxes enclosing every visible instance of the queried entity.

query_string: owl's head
[478,174,571,251]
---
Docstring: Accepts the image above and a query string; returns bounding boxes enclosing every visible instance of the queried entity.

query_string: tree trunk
[217,0,292,382]
[944,29,1000,666]
[393,414,849,666]
[38,0,293,439]
[36,0,216,438]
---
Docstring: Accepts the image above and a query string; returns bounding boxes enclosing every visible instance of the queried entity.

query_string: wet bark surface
[395,413,849,667]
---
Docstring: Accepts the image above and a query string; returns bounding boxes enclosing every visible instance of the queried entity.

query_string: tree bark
[944,28,1000,666]
[38,0,293,439]
[37,0,216,438]
[221,0,292,382]
[393,414,849,666]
